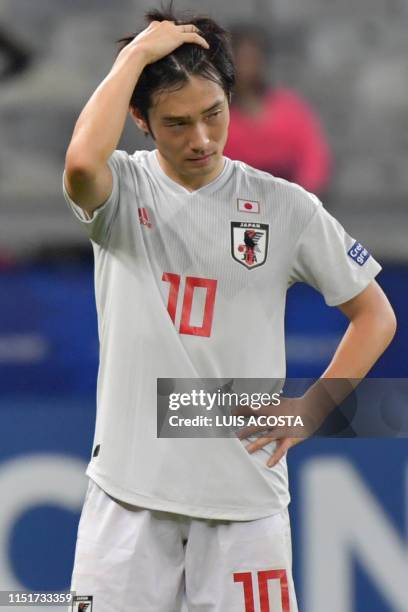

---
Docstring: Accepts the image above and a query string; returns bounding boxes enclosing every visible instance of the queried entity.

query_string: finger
[246,436,277,453]
[182,32,210,48]
[177,24,200,33]
[267,438,291,468]
[237,424,275,439]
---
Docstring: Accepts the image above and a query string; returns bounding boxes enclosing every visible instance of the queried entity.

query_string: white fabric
[63,149,381,520]
[71,479,298,612]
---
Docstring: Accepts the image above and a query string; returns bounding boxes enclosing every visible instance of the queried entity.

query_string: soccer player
[63,6,396,611]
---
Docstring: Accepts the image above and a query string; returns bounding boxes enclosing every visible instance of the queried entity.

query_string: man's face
[133,75,230,186]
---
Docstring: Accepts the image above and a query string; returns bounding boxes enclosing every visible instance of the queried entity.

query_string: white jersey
[63,149,381,520]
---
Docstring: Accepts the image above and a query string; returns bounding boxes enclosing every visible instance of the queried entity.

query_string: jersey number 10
[162,273,217,337]
[234,569,290,611]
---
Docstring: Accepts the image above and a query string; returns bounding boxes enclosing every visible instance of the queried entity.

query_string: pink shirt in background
[224,87,332,196]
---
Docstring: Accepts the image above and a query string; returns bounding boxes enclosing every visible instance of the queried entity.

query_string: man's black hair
[117,2,235,137]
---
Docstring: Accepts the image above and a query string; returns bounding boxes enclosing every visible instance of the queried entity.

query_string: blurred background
[0,0,407,610]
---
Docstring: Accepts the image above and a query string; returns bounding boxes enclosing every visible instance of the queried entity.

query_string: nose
[189,122,210,154]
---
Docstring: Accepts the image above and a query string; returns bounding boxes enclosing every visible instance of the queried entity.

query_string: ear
[129,107,150,135]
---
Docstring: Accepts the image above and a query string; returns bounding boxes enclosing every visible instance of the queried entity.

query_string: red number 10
[233,569,290,612]
[162,273,217,337]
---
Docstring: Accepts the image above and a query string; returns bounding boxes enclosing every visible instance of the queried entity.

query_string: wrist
[113,43,149,73]
[125,42,151,66]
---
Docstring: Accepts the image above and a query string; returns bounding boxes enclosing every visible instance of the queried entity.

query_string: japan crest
[231,222,269,269]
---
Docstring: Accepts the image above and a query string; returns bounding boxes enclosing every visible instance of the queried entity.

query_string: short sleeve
[63,151,122,244]
[288,200,382,306]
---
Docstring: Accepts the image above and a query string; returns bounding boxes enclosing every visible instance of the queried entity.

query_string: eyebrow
[161,99,225,122]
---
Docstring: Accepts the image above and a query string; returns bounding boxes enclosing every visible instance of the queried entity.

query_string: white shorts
[70,479,298,612]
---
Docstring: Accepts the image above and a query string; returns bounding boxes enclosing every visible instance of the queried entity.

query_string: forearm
[322,312,395,380]
[302,309,396,423]
[297,281,397,431]
[66,46,147,171]
[65,19,210,174]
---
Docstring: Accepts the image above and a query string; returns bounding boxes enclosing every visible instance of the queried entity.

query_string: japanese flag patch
[348,241,370,266]
[237,198,260,214]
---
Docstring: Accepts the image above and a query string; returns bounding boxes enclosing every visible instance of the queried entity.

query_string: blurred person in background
[224,23,331,197]
[0,26,32,82]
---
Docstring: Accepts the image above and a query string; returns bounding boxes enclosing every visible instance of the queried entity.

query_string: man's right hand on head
[122,20,210,66]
